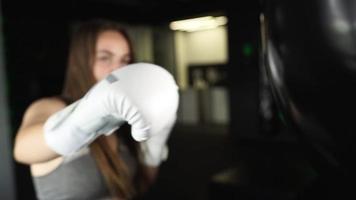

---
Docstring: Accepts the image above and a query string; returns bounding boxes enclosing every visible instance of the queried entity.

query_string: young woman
[13,19,179,200]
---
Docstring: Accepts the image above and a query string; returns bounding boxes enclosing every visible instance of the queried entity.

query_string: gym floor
[143,123,233,200]
[143,124,314,200]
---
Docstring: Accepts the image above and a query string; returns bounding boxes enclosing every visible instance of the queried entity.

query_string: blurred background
[1,0,354,199]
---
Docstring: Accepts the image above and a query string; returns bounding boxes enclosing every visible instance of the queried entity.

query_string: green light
[278,112,286,125]
[242,43,253,57]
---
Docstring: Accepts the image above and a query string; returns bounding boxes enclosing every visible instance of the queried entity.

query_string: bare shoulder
[21,97,67,127]
[27,97,66,113]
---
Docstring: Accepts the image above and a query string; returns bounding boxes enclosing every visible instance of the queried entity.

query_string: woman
[13,19,178,200]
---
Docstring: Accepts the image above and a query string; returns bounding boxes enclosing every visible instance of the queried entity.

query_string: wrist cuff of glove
[44,124,98,155]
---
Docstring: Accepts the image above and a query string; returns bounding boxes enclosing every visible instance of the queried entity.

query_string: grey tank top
[32,143,137,200]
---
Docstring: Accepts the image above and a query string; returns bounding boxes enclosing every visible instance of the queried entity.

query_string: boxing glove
[44,63,179,155]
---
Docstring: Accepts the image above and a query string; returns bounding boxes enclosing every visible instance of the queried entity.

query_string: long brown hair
[62,18,148,199]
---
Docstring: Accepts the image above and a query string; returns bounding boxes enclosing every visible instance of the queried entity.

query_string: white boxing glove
[44,63,179,155]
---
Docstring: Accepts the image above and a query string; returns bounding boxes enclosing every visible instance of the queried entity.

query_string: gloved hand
[44,63,179,155]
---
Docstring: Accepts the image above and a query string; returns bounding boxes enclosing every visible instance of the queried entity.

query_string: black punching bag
[262,0,356,198]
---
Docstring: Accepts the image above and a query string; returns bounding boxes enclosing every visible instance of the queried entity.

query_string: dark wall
[2,18,69,199]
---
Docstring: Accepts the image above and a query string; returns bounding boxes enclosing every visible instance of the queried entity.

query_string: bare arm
[13,97,66,164]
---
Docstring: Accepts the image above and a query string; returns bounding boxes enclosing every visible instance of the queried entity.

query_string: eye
[97,55,113,65]
[98,56,109,61]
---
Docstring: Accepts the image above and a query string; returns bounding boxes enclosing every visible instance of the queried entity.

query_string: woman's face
[93,30,132,81]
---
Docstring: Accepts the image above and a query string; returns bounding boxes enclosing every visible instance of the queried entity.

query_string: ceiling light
[170,16,228,32]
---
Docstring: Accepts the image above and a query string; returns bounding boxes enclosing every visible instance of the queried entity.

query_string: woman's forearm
[14,124,60,164]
